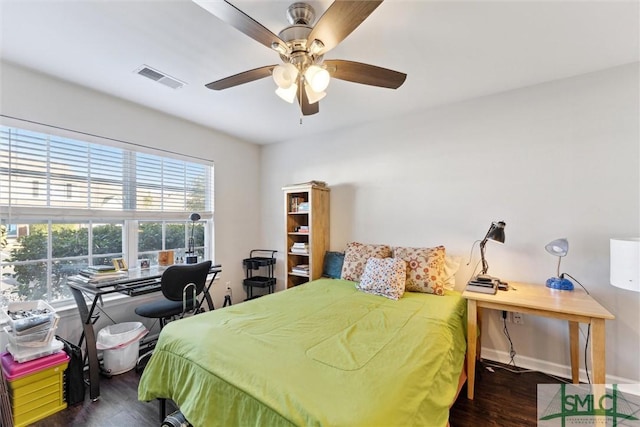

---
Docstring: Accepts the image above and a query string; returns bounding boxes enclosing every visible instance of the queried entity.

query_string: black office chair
[135,261,212,372]
[135,260,212,328]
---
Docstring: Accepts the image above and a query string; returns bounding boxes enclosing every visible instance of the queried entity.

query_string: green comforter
[138,279,467,427]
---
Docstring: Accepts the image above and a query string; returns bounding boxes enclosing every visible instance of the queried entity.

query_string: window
[0,125,214,306]
[137,221,205,265]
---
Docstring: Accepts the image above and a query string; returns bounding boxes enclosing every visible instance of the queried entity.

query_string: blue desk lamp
[545,238,573,290]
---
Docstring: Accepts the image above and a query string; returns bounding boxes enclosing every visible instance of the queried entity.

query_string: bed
[138,278,467,426]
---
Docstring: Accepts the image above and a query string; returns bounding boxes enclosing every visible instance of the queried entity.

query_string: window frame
[0,120,215,307]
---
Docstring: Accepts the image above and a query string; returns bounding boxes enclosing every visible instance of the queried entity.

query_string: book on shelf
[292,264,309,275]
[290,196,310,212]
[291,243,309,254]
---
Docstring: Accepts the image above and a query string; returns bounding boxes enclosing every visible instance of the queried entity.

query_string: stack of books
[297,202,310,212]
[465,276,499,294]
[290,196,304,212]
[77,265,127,284]
[290,242,309,254]
[297,225,309,234]
[291,264,309,275]
[291,180,327,188]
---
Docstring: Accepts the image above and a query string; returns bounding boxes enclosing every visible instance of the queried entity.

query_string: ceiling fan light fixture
[304,65,330,92]
[202,1,407,117]
[271,42,290,56]
[273,63,299,89]
[276,83,298,103]
[304,83,326,104]
[308,39,324,55]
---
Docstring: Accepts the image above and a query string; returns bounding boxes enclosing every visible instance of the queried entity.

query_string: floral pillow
[356,257,407,300]
[392,245,447,295]
[340,242,392,282]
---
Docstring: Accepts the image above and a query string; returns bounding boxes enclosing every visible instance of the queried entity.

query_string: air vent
[135,65,186,89]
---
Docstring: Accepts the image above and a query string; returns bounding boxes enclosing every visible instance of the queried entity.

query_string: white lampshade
[304,65,330,92]
[610,237,640,292]
[546,238,569,257]
[304,83,326,104]
[272,63,299,89]
[275,83,298,103]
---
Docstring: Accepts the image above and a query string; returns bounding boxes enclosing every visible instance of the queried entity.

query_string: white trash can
[96,322,148,375]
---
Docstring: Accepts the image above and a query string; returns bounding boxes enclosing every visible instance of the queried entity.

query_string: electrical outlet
[513,312,524,324]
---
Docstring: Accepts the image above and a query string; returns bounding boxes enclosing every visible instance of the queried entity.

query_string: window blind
[0,126,213,220]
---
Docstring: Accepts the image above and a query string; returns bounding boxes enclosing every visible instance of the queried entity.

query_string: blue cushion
[322,251,345,279]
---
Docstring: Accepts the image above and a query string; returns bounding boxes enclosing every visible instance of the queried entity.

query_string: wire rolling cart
[242,250,277,300]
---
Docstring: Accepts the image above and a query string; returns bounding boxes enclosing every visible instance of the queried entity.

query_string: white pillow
[443,255,462,290]
[356,257,407,300]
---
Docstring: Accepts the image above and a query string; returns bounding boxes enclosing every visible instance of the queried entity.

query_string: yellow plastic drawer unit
[1,351,69,427]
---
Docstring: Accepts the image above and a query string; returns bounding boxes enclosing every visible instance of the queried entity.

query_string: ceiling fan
[194,0,407,116]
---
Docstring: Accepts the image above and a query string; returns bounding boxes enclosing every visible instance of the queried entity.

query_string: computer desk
[67,264,222,401]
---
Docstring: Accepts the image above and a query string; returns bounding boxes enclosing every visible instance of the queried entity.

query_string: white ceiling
[1,0,638,145]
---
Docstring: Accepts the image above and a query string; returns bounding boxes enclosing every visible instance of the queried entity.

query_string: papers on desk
[70,270,127,287]
[465,277,498,294]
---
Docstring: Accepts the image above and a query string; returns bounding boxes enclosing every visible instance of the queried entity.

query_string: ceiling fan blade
[324,60,406,89]
[193,0,287,51]
[298,86,320,116]
[205,65,277,90]
[307,1,383,55]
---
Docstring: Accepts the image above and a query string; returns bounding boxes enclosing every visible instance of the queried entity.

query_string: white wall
[1,61,263,342]
[260,63,640,383]
[2,59,638,384]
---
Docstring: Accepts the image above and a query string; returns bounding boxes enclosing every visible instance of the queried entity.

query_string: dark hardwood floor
[31,360,564,426]
[30,369,176,427]
[450,361,564,426]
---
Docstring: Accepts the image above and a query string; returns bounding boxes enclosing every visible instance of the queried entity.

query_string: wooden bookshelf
[283,182,330,289]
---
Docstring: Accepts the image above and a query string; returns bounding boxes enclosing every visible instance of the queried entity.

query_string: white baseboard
[480,347,637,385]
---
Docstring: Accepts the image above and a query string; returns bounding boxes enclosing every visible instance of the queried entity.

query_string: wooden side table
[463,281,614,399]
